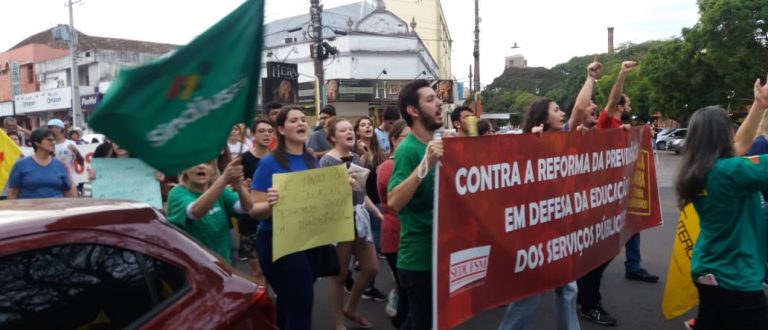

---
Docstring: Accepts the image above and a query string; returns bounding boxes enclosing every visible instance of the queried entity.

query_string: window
[0,244,188,329]
[26,66,33,83]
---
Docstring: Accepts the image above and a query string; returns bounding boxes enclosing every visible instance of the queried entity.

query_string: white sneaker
[385,289,398,318]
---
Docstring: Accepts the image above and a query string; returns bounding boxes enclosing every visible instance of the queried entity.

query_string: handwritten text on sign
[91,158,162,209]
[272,164,355,261]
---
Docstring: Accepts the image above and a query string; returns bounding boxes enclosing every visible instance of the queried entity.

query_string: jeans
[398,270,431,330]
[498,281,581,330]
[372,205,382,253]
[256,229,316,330]
[624,233,642,274]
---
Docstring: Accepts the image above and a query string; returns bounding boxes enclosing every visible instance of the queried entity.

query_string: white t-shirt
[55,139,78,170]
[227,142,246,155]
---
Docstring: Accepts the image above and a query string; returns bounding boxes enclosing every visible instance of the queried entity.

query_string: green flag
[89,0,264,174]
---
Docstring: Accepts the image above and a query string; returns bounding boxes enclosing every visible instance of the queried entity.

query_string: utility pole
[473,0,480,94]
[310,0,325,109]
[468,64,473,96]
[67,0,83,129]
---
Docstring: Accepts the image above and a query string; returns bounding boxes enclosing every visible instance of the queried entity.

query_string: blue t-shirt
[8,157,72,199]
[252,152,317,231]
[747,135,768,201]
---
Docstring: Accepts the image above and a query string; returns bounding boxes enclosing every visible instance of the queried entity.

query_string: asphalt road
[239,151,764,329]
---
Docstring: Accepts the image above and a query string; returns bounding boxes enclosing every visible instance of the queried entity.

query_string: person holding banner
[388,79,445,330]
[320,117,384,329]
[674,77,768,330]
[597,61,660,285]
[166,155,252,263]
[7,128,75,199]
[249,107,320,330]
[498,98,581,330]
[566,58,620,326]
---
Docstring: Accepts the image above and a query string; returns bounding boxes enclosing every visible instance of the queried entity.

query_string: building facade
[262,0,447,119]
[386,0,452,79]
[0,28,176,129]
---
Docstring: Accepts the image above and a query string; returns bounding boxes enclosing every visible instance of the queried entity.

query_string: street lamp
[376,69,387,80]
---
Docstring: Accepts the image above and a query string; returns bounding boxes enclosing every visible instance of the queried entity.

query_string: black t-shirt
[238,150,263,235]
[241,150,262,181]
[366,162,380,205]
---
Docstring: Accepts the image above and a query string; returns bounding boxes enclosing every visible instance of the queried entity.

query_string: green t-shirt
[167,185,239,262]
[692,155,768,291]
[388,133,435,271]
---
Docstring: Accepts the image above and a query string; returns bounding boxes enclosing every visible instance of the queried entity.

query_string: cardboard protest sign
[91,158,162,209]
[272,164,355,261]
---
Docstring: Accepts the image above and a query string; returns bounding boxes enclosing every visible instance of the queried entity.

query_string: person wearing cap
[46,119,84,173]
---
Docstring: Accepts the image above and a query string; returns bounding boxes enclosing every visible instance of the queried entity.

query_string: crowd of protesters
[3,59,768,330]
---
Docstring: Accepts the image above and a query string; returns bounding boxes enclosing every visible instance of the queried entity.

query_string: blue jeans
[498,281,581,330]
[256,229,316,330]
[624,233,642,274]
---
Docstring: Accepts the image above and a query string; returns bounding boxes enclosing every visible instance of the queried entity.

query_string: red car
[0,199,276,329]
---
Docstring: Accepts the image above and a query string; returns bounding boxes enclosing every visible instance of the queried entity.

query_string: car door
[0,230,224,330]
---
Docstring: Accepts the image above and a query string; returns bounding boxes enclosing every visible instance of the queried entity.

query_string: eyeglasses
[256,128,274,134]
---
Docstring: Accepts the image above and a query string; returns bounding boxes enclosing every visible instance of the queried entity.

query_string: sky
[0,0,700,86]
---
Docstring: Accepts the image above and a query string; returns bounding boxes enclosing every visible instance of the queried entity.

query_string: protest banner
[271,164,355,261]
[662,204,700,319]
[434,126,661,329]
[70,144,98,184]
[91,158,162,209]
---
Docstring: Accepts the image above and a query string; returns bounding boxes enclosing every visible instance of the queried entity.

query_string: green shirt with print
[167,185,239,263]
[692,155,768,291]
[388,133,435,271]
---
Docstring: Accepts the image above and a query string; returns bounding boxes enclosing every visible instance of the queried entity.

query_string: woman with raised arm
[166,156,252,263]
[498,98,581,330]
[675,77,768,330]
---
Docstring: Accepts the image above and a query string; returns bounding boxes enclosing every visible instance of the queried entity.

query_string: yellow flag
[661,204,700,319]
[271,164,355,261]
[0,130,22,190]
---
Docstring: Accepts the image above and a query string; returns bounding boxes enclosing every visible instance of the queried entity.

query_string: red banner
[434,126,661,329]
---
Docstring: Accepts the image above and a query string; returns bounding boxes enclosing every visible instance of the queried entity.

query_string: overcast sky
[0,0,700,86]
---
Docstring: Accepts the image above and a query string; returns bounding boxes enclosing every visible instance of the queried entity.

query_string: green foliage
[482,0,768,123]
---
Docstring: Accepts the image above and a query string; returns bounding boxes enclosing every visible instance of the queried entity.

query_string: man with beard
[597,61,659,286]
[387,79,445,329]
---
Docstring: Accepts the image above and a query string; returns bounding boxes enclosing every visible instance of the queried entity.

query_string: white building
[505,54,527,69]
[262,0,443,118]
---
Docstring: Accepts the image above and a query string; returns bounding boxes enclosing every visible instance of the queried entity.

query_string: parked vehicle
[655,128,687,151]
[669,138,685,155]
[0,199,276,330]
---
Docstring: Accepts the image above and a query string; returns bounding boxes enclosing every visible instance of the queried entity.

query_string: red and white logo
[449,245,491,294]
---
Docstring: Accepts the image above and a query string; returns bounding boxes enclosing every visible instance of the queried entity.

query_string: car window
[0,244,188,329]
